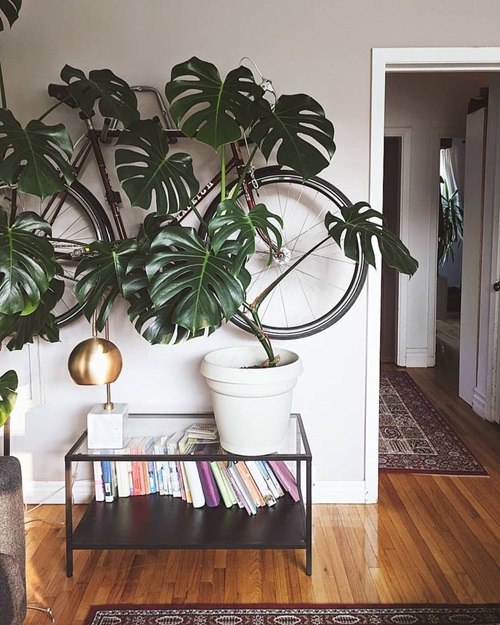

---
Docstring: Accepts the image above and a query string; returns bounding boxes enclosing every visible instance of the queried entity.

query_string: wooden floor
[24,365,500,624]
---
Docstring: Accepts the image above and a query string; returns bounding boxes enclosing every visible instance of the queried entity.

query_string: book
[143,436,159,494]
[235,461,265,507]
[166,430,185,498]
[227,461,257,515]
[218,461,244,509]
[128,436,146,495]
[246,460,277,507]
[178,434,205,508]
[154,436,169,496]
[101,460,115,503]
[210,461,234,508]
[195,444,221,507]
[114,448,132,498]
[185,422,218,440]
[268,460,300,502]
[258,460,284,498]
[93,461,105,502]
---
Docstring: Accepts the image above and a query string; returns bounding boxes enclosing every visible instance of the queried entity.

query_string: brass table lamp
[68,320,128,449]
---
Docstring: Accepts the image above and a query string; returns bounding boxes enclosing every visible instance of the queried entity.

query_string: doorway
[366,48,500,500]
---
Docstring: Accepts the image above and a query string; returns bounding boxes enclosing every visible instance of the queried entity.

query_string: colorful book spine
[93,461,105,502]
[209,461,234,508]
[227,462,257,515]
[218,462,244,509]
[154,437,168,496]
[196,459,221,507]
[166,430,184,498]
[268,460,300,502]
[246,460,277,507]
[128,437,144,495]
[101,460,115,503]
[235,461,265,507]
[259,460,284,498]
[182,461,205,507]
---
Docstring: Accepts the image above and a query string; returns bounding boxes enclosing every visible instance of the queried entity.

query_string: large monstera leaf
[0,369,17,426]
[166,57,263,150]
[0,109,74,198]
[146,226,245,335]
[250,95,335,180]
[60,65,140,127]
[0,0,21,31]
[208,199,283,274]
[0,206,62,315]
[74,238,139,331]
[115,119,199,213]
[325,202,418,276]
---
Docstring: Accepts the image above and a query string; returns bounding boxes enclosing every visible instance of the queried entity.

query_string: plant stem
[0,62,7,109]
[235,307,279,366]
[220,148,226,202]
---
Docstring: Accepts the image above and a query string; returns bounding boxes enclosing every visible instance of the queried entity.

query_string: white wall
[2,0,500,503]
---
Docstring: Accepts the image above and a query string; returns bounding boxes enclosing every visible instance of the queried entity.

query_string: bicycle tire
[1,180,114,327]
[202,166,368,340]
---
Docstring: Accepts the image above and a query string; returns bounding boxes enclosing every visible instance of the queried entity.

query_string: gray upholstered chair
[0,455,27,625]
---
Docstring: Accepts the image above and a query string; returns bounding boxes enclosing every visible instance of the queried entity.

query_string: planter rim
[202,345,301,369]
[201,346,303,383]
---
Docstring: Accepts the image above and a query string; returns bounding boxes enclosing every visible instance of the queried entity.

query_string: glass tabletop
[66,412,311,461]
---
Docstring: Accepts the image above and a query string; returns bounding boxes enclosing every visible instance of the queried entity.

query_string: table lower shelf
[71,493,307,551]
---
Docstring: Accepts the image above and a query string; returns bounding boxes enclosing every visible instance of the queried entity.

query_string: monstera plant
[70,57,417,365]
[0,0,418,368]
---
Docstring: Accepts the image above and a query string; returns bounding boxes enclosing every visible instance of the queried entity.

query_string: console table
[64,413,313,576]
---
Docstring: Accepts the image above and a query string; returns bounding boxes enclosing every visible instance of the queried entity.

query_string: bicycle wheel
[203,167,368,339]
[1,181,113,327]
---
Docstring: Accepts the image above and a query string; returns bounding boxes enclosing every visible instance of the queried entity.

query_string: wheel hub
[273,247,292,265]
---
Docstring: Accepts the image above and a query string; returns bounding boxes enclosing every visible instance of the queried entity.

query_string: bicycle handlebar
[47,82,176,130]
[130,85,176,130]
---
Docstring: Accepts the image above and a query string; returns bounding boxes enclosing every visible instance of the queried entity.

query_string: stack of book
[91,422,300,514]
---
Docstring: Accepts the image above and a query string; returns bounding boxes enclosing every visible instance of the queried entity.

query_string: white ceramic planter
[200,346,303,455]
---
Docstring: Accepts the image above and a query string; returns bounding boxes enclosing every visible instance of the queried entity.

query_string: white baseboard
[312,480,371,503]
[405,348,430,368]
[23,479,371,505]
[23,480,94,505]
[472,386,486,418]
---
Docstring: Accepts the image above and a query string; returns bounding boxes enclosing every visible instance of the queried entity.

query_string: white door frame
[366,47,500,500]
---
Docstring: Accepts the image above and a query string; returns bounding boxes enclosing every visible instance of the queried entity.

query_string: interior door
[460,77,500,422]
[459,107,486,409]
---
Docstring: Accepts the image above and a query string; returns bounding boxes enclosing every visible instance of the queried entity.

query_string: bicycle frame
[67,110,258,241]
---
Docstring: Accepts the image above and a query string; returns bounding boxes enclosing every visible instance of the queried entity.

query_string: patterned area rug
[379,371,487,475]
[84,604,500,625]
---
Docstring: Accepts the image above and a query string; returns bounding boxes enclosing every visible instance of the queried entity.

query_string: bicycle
[3,75,367,341]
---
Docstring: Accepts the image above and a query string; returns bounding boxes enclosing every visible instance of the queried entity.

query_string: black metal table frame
[65,413,313,576]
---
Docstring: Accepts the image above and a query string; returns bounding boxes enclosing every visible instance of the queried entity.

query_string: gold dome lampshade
[68,337,123,386]
[68,320,128,446]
